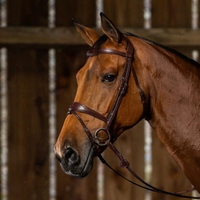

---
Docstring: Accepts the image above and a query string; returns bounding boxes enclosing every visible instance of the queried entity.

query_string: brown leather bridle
[67,35,199,198]
[68,36,145,149]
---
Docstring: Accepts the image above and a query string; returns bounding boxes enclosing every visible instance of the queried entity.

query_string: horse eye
[102,74,116,83]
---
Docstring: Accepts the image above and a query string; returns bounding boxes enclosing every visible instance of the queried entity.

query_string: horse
[54,13,200,194]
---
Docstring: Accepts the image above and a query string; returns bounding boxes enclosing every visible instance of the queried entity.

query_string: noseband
[67,36,145,149]
[66,35,199,198]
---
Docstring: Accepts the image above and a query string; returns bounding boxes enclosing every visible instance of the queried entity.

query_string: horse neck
[136,41,200,191]
[137,41,200,150]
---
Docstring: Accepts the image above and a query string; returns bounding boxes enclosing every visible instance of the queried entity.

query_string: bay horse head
[54,13,200,194]
[54,13,146,177]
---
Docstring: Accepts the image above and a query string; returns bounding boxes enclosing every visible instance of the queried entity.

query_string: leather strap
[67,110,97,149]
[86,48,132,58]
[106,38,134,134]
[69,102,107,123]
[100,141,199,199]
[131,65,146,117]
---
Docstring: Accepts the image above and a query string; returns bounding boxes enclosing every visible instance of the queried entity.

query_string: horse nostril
[64,147,80,165]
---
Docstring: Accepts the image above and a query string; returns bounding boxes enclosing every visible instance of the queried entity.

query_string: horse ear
[100,12,122,44]
[72,19,101,46]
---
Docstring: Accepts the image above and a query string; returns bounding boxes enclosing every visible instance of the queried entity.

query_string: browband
[86,48,132,58]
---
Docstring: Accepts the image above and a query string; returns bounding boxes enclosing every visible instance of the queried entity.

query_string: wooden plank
[0,51,2,197]
[199,0,200,28]
[55,1,97,199]
[152,0,191,28]
[55,0,96,27]
[104,0,144,27]
[7,49,49,200]
[0,2,5,198]
[7,0,48,26]
[104,121,145,200]
[151,1,193,200]
[7,1,49,200]
[0,27,200,47]
[0,0,2,191]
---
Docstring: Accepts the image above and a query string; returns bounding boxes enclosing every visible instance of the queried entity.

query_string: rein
[67,36,199,198]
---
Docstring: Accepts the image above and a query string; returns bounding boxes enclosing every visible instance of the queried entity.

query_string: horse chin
[60,145,94,178]
[61,163,93,178]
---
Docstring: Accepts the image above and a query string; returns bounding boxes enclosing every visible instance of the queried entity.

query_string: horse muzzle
[54,144,95,178]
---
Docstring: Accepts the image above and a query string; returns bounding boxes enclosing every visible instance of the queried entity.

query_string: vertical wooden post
[151,1,193,200]
[7,1,49,200]
[199,0,200,29]
[104,0,144,27]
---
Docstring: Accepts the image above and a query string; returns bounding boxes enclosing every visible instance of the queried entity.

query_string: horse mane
[91,32,200,69]
[125,32,200,69]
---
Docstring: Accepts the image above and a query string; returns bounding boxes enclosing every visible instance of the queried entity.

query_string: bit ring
[94,128,111,146]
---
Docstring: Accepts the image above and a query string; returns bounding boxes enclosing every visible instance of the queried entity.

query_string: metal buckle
[94,128,111,146]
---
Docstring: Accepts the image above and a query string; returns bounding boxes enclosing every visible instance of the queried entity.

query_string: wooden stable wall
[7,1,49,200]
[0,0,199,200]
